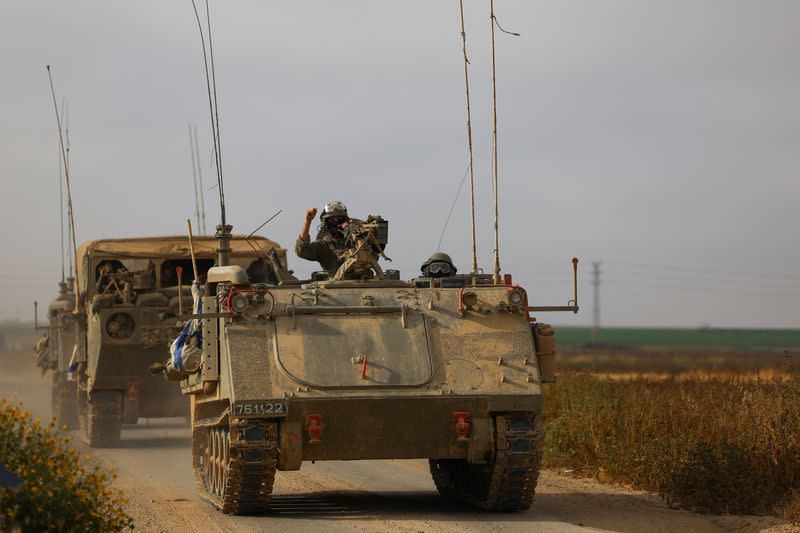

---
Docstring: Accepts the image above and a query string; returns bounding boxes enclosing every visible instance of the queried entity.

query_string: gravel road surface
[1,363,791,533]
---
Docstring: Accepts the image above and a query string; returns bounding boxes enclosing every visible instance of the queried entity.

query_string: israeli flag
[170,281,204,371]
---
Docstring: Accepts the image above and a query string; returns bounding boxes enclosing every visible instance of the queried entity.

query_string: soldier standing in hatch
[296,201,352,275]
[420,252,458,278]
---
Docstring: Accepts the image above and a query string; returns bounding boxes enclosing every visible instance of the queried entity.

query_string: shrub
[0,398,133,532]
[543,372,800,521]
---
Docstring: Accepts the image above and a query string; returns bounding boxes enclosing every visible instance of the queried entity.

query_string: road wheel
[86,390,123,448]
[202,427,228,498]
[221,428,229,493]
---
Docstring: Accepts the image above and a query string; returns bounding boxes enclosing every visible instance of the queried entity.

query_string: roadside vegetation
[543,364,800,523]
[0,398,133,532]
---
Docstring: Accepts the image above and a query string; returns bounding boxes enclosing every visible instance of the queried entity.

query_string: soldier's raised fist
[305,208,318,224]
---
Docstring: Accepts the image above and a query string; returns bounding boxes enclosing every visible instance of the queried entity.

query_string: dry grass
[543,370,800,522]
[558,347,788,374]
[595,368,792,382]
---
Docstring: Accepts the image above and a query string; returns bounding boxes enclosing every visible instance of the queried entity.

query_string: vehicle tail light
[452,411,471,442]
[306,414,323,444]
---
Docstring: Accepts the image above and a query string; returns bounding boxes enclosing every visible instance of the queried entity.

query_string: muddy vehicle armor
[34,280,79,427]
[177,224,560,513]
[74,235,284,447]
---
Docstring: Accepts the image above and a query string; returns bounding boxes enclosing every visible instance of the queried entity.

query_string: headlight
[506,288,525,307]
[228,290,274,318]
[462,291,478,308]
[230,293,249,314]
[106,313,135,339]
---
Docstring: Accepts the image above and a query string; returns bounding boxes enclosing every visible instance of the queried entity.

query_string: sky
[0,1,798,328]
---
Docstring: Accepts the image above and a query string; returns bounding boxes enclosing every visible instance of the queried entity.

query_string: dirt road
[1,363,791,533]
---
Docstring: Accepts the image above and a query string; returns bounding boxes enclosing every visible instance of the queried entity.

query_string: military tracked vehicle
[73,235,285,447]
[34,279,78,427]
[173,223,578,513]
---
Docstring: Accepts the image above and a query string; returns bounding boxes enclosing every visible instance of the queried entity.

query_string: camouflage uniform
[33,334,50,371]
[295,229,347,275]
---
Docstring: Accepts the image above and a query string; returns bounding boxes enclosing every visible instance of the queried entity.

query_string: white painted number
[234,402,287,416]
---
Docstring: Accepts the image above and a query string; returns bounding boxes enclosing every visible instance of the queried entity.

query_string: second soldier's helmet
[320,201,348,221]
[421,252,457,278]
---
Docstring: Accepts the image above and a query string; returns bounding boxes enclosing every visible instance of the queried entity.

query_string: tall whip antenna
[205,0,225,227]
[488,1,519,283]
[58,99,65,284]
[193,124,207,234]
[458,0,479,275]
[65,100,73,280]
[190,0,226,227]
[46,65,80,305]
[189,123,202,232]
[489,0,501,283]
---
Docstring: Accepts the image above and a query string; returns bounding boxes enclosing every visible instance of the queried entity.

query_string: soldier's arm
[296,207,322,260]
[295,235,321,261]
[299,207,317,242]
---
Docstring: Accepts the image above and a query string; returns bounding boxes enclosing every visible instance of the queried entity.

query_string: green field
[556,327,800,349]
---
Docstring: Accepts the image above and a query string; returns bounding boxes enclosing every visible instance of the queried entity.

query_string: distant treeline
[555,327,800,349]
[0,322,35,335]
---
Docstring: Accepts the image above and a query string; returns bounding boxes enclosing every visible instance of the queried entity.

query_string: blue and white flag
[66,345,81,382]
[169,281,204,373]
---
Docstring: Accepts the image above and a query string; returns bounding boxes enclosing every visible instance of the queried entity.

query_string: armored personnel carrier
[73,235,284,447]
[173,223,577,513]
[34,279,78,427]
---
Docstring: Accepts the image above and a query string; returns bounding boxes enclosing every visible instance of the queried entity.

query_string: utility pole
[592,262,601,340]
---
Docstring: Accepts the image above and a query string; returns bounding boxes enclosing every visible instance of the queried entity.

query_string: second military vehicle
[34,278,78,427]
[73,235,285,447]
[168,222,577,513]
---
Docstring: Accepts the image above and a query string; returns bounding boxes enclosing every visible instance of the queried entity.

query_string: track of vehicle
[194,417,280,514]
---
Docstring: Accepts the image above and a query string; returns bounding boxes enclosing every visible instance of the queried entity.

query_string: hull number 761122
[232,401,288,417]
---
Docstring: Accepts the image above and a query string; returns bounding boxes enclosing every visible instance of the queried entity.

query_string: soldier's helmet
[320,201,348,222]
[421,252,457,278]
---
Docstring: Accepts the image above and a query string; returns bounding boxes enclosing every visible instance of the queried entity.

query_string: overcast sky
[1,1,798,328]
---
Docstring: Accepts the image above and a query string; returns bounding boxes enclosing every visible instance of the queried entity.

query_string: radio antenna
[58,100,65,284]
[458,0,479,275]
[190,0,226,227]
[205,0,225,225]
[65,100,74,281]
[489,0,501,283]
[193,124,207,234]
[244,210,283,264]
[189,123,202,232]
[46,65,80,305]
[247,210,283,239]
[488,0,519,283]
